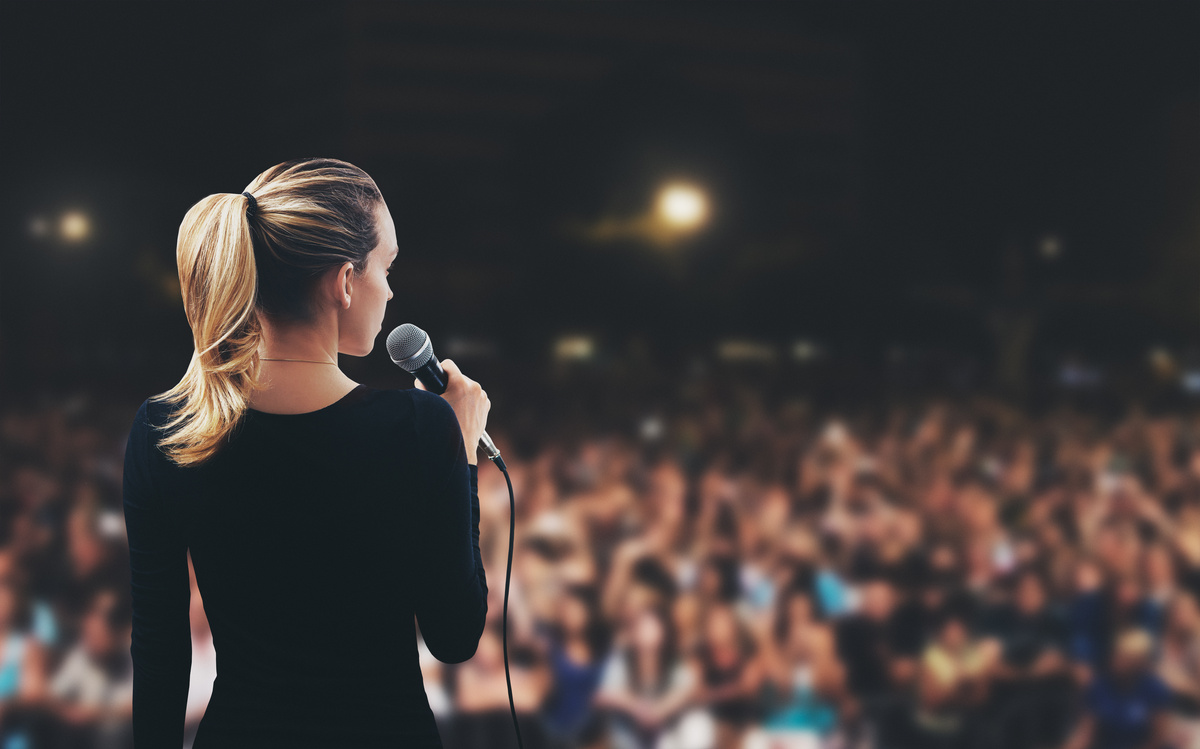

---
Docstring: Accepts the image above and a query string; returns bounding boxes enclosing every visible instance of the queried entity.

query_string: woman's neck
[258,315,341,364]
[248,318,358,413]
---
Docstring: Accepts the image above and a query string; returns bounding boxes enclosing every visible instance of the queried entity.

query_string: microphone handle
[477,430,502,461]
[411,357,501,460]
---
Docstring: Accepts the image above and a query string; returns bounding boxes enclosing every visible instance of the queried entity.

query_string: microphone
[387,323,502,463]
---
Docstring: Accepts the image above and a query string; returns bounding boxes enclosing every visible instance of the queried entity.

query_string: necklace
[260,357,338,365]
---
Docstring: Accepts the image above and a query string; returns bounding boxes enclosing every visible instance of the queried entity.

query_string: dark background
[1,1,1197,407]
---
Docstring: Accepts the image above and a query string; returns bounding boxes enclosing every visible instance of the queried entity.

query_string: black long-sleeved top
[122,384,487,748]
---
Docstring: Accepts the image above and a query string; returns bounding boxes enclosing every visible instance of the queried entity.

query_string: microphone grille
[386,323,433,371]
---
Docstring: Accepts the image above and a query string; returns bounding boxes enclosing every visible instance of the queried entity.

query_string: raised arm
[122,399,191,748]
[411,390,489,663]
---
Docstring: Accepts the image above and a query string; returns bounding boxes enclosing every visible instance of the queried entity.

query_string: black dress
[122,383,488,748]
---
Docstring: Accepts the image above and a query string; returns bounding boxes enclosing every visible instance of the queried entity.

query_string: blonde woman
[122,158,492,747]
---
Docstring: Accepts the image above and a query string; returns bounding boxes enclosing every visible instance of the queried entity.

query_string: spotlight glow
[1039,234,1062,260]
[60,212,91,242]
[553,335,594,362]
[656,184,708,229]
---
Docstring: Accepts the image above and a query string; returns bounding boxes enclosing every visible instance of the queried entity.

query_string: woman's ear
[336,261,355,308]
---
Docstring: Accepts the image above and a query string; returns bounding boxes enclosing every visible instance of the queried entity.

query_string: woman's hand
[414,358,490,465]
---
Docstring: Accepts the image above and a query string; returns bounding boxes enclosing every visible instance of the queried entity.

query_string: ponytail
[152,191,263,467]
[151,158,382,467]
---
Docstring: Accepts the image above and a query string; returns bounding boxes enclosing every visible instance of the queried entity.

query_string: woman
[692,603,762,748]
[122,158,492,747]
[45,590,134,749]
[452,623,551,749]
[912,610,1000,749]
[540,584,609,749]
[593,605,701,749]
[756,588,842,744]
[0,578,48,749]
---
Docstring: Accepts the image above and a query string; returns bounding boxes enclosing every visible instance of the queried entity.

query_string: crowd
[0,367,1198,749]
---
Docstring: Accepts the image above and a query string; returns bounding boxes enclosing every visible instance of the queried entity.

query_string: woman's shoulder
[131,394,174,436]
[354,386,456,427]
[400,387,460,430]
[398,385,450,408]
[127,386,459,459]
[132,386,439,424]
[336,386,462,455]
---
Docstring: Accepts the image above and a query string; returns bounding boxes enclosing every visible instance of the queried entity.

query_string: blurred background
[1,2,1198,748]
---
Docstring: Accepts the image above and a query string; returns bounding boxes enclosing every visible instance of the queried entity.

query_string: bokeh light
[59,211,91,242]
[1039,233,1063,259]
[29,215,50,237]
[553,334,594,361]
[655,183,709,230]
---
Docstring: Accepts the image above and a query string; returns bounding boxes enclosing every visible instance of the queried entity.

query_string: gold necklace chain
[260,357,338,365]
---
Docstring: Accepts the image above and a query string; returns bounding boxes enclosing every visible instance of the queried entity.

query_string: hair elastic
[242,191,258,217]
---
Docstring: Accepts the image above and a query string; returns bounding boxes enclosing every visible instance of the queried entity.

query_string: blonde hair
[152,158,382,467]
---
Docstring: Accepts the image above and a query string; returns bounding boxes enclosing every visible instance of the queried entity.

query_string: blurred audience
[2,370,1200,749]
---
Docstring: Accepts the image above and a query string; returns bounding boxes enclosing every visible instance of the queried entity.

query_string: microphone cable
[487,453,524,749]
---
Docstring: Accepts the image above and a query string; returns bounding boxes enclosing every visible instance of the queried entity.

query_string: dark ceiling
[1,1,1197,394]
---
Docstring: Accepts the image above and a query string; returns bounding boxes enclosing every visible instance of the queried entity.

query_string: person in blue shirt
[1063,628,1171,749]
[1070,569,1163,676]
[0,577,48,749]
[540,584,609,748]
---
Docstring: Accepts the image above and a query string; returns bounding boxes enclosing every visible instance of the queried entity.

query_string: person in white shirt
[46,591,133,749]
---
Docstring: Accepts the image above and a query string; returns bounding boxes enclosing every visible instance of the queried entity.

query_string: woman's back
[123,383,488,748]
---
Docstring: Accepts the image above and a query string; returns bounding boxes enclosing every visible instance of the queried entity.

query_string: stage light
[444,336,497,359]
[29,216,50,238]
[717,339,776,363]
[1149,346,1176,378]
[60,212,91,242]
[1039,234,1062,260]
[640,416,665,442]
[656,183,708,230]
[553,335,594,362]
[792,340,821,362]
[1183,370,1200,395]
[1059,361,1102,388]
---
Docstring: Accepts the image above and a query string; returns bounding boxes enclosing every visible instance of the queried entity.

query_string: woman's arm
[122,399,192,748]
[411,391,488,663]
